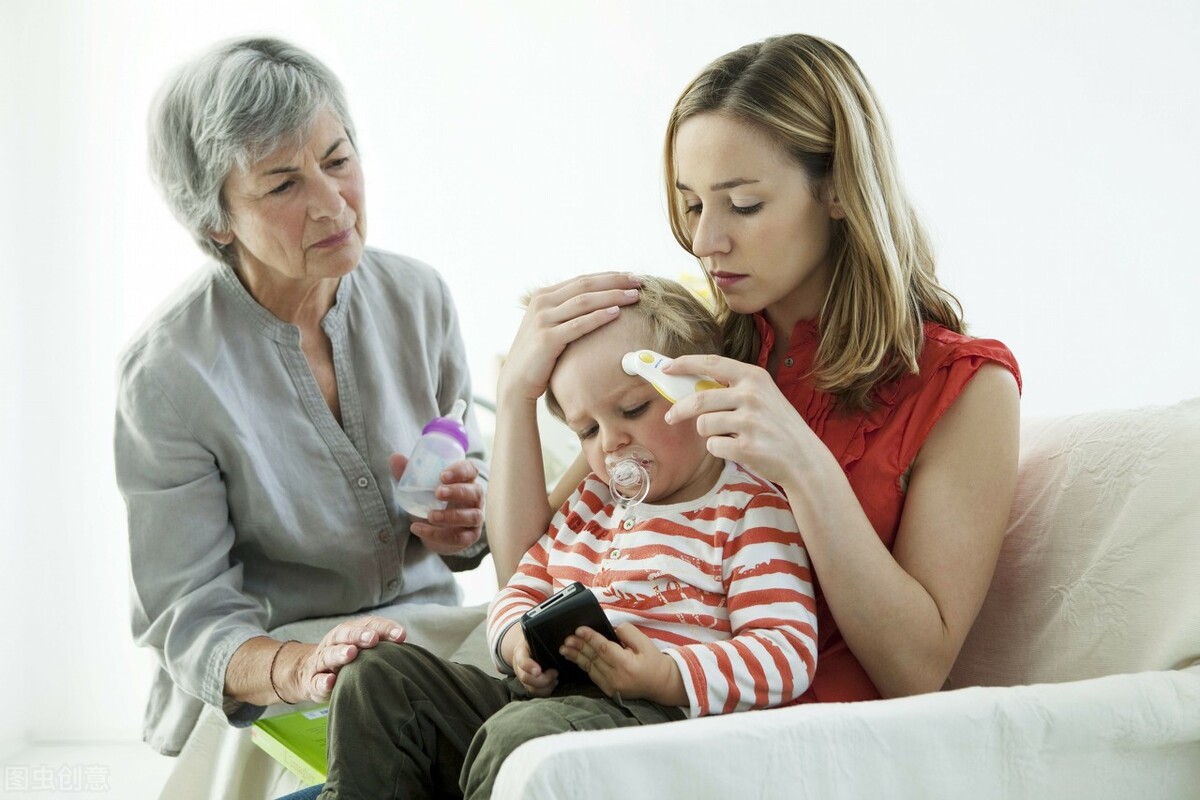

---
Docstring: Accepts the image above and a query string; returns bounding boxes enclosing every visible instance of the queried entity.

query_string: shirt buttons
[387,579,399,590]
[622,519,635,530]
[609,549,621,559]
[378,530,391,543]
[357,476,370,488]
[784,357,794,368]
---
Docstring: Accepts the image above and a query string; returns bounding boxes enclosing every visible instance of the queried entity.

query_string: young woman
[281,32,1023,800]
[488,33,1021,704]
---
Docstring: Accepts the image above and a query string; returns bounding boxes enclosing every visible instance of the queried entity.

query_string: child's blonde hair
[543,275,722,421]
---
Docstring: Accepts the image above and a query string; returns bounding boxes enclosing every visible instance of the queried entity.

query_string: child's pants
[317,641,687,799]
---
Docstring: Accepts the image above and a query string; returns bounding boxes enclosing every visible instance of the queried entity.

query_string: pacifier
[604,445,653,508]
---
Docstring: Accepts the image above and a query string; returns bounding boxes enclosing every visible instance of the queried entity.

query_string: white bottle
[395,398,469,518]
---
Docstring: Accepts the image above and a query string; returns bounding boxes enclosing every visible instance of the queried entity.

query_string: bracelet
[269,640,299,705]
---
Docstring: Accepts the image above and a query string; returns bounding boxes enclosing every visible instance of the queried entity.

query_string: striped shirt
[488,460,818,717]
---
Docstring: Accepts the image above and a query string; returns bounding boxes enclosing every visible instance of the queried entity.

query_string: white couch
[495,397,1200,798]
[161,398,1200,799]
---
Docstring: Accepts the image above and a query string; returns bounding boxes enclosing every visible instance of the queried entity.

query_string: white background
[2,0,1197,754]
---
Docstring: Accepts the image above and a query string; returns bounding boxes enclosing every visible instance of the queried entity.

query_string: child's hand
[561,623,687,707]
[511,633,559,697]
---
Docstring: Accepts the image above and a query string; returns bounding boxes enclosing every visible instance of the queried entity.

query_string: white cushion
[496,667,1200,800]
[949,397,1200,688]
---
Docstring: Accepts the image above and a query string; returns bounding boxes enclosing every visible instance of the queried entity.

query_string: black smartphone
[520,581,619,683]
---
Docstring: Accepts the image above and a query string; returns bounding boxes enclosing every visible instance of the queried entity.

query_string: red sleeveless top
[751,314,1022,703]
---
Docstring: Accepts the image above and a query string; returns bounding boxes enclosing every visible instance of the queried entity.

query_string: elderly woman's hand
[278,617,407,704]
[391,454,484,555]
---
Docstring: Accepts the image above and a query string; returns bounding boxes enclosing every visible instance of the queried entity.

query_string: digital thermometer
[621,349,723,403]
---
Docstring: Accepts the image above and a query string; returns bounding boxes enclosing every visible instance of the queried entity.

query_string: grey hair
[147,36,357,265]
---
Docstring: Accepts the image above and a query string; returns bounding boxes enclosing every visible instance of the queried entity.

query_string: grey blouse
[114,248,488,754]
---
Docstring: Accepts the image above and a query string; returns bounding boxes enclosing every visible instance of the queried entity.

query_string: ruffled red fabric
[751,314,1022,703]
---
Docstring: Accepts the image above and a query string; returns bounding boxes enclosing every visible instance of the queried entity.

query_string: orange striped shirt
[487,460,818,717]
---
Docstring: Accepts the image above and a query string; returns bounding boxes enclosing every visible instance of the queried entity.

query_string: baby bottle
[395,398,469,518]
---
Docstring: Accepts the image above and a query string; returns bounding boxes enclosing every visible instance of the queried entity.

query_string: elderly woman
[115,36,488,757]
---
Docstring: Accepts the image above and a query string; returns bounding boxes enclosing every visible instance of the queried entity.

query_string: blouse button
[357,476,370,488]
[378,530,391,543]
[387,578,399,590]
[609,549,622,559]
[622,519,635,530]
[784,357,794,368]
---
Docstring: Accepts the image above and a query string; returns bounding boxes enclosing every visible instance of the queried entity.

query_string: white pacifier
[604,445,653,508]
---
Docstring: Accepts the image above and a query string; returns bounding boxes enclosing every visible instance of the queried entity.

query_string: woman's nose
[309,174,347,220]
[690,210,731,258]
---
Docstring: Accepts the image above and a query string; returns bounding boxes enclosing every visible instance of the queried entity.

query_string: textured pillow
[948,397,1200,688]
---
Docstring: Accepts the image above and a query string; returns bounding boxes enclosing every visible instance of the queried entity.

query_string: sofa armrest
[494,666,1200,800]
[950,398,1200,688]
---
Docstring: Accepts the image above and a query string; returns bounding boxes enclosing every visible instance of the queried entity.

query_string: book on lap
[250,704,329,786]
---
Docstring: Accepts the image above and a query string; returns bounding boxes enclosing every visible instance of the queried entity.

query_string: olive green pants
[317,641,687,799]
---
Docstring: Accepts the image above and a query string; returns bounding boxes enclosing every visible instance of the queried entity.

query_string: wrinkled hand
[510,630,559,697]
[664,354,827,488]
[498,272,641,404]
[392,454,484,555]
[561,623,684,706]
[284,616,407,703]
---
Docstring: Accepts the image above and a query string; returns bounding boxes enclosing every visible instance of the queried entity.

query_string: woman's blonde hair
[664,34,964,410]
[542,275,723,421]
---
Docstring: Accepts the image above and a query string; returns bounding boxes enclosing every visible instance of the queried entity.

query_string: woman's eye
[623,402,650,419]
[684,202,702,215]
[268,180,294,196]
[327,157,350,169]
[732,202,763,215]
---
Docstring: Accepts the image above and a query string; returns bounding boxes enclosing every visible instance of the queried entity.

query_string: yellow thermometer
[621,349,723,403]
